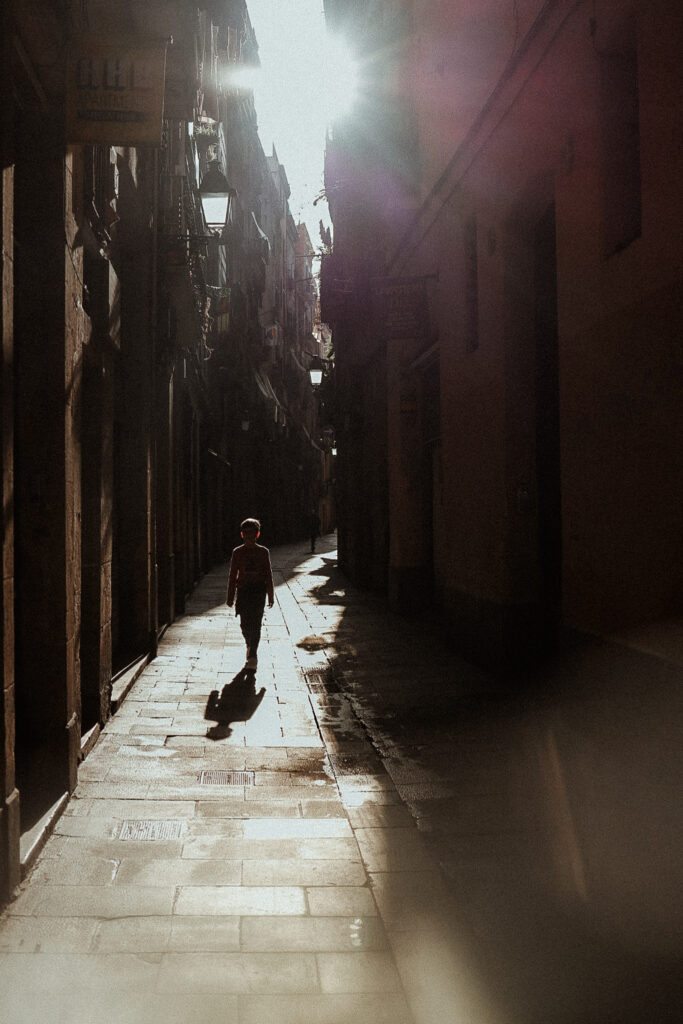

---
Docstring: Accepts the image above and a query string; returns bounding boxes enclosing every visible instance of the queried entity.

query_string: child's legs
[238,587,266,653]
[240,611,262,652]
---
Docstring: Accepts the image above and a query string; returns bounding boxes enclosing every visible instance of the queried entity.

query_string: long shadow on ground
[204,669,265,740]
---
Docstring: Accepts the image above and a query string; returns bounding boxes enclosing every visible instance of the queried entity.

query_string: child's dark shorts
[235,583,267,624]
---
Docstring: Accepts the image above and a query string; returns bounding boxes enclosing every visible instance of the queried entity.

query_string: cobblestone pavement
[0,537,500,1024]
[1,537,679,1024]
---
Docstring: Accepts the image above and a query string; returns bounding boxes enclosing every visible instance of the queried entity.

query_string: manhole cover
[198,770,254,785]
[119,820,185,840]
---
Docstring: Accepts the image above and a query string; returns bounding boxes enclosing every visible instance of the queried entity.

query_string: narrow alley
[3,4,682,1021]
[0,536,491,1024]
[2,536,678,1024]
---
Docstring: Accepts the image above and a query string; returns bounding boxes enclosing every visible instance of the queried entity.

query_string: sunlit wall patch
[321,34,361,122]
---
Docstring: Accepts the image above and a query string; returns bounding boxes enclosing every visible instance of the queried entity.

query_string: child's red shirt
[226,543,274,605]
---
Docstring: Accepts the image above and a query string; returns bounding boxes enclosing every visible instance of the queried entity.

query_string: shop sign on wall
[372,277,428,339]
[66,37,167,145]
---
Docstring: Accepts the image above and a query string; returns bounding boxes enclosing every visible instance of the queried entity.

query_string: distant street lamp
[308,357,324,387]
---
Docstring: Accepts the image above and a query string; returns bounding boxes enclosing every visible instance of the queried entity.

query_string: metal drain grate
[119,820,185,840]
[304,669,341,693]
[198,770,255,785]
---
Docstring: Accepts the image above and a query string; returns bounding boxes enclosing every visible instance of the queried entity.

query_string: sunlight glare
[320,35,359,122]
[223,64,262,94]
[225,32,359,126]
[235,0,360,236]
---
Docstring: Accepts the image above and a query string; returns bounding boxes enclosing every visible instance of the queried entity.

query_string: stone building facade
[322,0,683,667]
[1,0,322,906]
[321,0,683,957]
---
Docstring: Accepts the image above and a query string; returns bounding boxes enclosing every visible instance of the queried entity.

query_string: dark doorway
[534,202,562,651]
[422,358,441,606]
[12,119,72,839]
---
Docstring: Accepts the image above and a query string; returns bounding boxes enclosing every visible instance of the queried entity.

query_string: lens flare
[222,64,262,94]
[219,34,358,127]
[226,0,360,237]
[321,35,359,122]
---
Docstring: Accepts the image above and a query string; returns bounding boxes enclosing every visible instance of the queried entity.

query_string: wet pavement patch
[303,668,341,693]
[328,754,386,776]
[297,635,330,651]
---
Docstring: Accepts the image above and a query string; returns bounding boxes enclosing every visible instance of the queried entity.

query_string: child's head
[240,517,261,542]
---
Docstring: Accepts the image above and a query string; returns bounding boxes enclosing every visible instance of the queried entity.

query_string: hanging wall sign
[66,37,167,145]
[372,276,429,339]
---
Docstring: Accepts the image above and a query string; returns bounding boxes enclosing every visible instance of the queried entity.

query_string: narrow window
[600,19,642,255]
[104,58,126,91]
[464,215,479,351]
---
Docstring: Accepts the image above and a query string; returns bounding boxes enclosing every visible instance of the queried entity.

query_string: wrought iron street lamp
[198,161,237,237]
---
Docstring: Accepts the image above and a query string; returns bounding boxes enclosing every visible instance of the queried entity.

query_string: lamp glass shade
[309,368,323,386]
[199,163,233,232]
[200,193,230,231]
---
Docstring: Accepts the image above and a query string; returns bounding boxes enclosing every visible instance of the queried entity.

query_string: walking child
[226,518,274,669]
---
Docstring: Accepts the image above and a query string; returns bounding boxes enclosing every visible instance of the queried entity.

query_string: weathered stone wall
[13,124,83,822]
[0,3,19,901]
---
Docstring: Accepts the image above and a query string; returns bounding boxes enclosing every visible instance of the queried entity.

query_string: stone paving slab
[0,916,99,953]
[174,885,307,916]
[238,992,415,1024]
[239,914,387,951]
[10,884,177,918]
[114,857,243,885]
[1,989,240,1024]
[241,858,367,887]
[155,950,320,993]
[0,952,163,992]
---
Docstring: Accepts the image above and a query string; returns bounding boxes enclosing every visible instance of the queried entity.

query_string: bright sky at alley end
[242,0,358,246]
